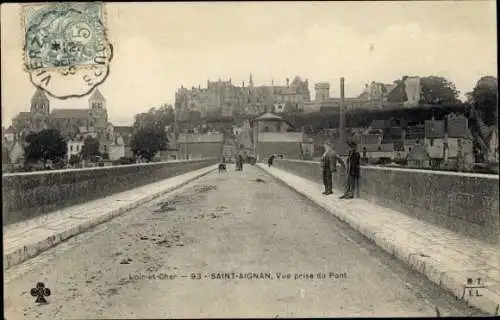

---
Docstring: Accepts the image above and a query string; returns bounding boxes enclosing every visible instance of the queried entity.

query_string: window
[70,145,73,152]
[430,139,434,146]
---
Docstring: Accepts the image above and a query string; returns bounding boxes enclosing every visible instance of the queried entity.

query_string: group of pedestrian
[320,140,360,199]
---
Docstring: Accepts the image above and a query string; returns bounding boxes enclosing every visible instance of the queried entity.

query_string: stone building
[175,74,311,119]
[250,112,314,160]
[177,132,224,160]
[256,132,313,161]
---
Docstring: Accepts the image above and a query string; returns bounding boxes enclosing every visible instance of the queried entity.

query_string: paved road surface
[4,165,485,319]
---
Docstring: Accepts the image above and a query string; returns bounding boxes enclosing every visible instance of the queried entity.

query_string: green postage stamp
[22,2,113,99]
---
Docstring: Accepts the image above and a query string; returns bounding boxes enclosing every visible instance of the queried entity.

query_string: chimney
[286,78,289,87]
[242,81,245,88]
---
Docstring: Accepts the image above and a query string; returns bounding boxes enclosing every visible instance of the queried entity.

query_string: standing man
[238,154,244,171]
[320,141,345,195]
[340,142,361,199]
[235,154,240,171]
[268,154,275,167]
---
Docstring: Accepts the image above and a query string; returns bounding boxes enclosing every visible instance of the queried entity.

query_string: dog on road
[218,163,227,173]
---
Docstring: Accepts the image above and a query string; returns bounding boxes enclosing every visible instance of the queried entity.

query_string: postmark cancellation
[21,2,112,99]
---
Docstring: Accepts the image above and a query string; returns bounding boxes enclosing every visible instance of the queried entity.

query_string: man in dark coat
[268,154,275,167]
[238,154,244,171]
[340,142,361,199]
[320,141,345,195]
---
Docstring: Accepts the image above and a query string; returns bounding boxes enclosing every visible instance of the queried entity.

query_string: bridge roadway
[4,165,485,318]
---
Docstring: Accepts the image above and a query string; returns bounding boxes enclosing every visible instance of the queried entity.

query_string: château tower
[30,88,50,132]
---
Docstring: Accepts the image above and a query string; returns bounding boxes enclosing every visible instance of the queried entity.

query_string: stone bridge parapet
[272,159,500,243]
[2,159,217,225]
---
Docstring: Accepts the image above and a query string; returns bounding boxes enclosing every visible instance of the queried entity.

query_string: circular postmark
[22,3,112,98]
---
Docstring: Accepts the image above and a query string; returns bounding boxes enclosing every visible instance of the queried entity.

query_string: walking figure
[268,154,275,167]
[238,154,244,171]
[340,142,360,199]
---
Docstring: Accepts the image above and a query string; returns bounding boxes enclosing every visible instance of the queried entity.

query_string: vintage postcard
[2,1,499,319]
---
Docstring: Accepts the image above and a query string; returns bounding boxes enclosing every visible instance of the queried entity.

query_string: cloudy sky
[1,1,497,127]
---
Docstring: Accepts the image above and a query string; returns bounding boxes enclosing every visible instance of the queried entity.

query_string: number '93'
[190,273,201,280]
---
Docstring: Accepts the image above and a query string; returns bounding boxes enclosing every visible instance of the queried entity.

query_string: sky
[1,1,497,127]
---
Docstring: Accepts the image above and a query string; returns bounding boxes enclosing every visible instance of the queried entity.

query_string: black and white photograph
[2,1,499,318]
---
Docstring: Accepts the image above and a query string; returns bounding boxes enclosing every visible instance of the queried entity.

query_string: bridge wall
[3,159,217,226]
[271,159,500,243]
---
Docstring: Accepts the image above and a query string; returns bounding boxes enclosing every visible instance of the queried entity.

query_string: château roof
[31,88,49,103]
[89,89,105,102]
[51,109,90,119]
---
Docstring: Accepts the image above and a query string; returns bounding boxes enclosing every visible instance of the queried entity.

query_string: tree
[69,154,80,167]
[2,144,10,166]
[470,76,498,126]
[24,129,67,167]
[419,76,459,104]
[130,127,168,162]
[81,136,100,161]
[133,104,175,132]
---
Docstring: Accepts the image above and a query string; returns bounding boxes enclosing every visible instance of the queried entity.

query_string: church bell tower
[30,88,50,132]
[88,88,108,132]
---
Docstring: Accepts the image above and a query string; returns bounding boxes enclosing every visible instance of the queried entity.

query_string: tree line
[285,75,497,132]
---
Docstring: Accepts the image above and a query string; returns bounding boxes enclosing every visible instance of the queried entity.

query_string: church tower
[30,88,50,132]
[88,88,108,132]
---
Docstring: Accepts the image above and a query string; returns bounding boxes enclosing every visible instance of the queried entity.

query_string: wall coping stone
[2,158,217,178]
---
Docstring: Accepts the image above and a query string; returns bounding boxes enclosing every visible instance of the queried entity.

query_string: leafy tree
[469,76,498,125]
[24,129,67,167]
[2,144,11,166]
[81,136,100,161]
[133,104,175,132]
[419,76,459,104]
[130,127,168,162]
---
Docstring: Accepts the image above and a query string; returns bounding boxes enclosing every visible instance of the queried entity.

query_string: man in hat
[340,141,361,199]
[320,140,345,195]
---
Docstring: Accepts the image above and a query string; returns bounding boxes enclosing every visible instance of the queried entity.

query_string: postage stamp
[21,2,112,99]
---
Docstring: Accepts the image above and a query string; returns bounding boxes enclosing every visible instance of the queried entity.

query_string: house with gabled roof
[177,132,224,160]
[256,131,313,161]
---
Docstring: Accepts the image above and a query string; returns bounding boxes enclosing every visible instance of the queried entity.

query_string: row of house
[153,110,498,171]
